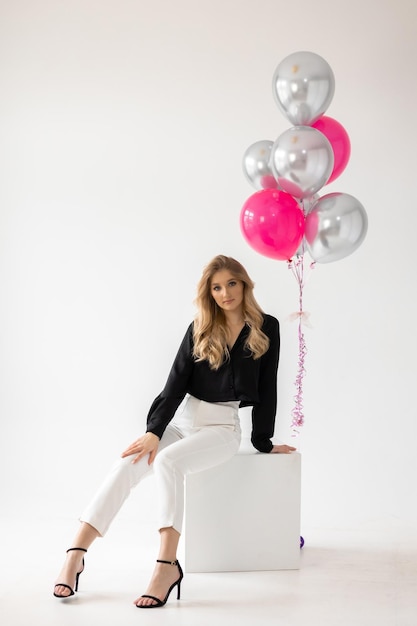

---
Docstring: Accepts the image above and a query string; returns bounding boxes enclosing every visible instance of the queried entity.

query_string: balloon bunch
[240,51,368,433]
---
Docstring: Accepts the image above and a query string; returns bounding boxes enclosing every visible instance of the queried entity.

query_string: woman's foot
[134,560,181,607]
[54,549,86,598]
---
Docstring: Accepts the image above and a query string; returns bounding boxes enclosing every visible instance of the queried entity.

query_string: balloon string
[288,254,307,435]
[287,199,315,436]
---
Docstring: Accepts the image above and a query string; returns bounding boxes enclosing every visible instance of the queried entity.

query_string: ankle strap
[67,547,88,554]
[156,558,178,566]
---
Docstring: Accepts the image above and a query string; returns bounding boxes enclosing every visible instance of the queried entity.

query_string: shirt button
[229,384,234,389]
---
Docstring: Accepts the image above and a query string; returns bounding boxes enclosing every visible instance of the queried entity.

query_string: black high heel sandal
[136,559,184,608]
[53,547,87,598]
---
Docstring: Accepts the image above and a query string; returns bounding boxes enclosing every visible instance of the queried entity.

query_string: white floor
[1,514,416,626]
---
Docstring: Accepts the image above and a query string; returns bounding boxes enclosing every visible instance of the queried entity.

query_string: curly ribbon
[287,250,315,436]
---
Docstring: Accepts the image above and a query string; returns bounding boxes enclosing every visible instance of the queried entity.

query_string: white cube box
[184,440,301,572]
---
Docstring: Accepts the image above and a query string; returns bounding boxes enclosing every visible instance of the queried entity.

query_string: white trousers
[80,396,241,535]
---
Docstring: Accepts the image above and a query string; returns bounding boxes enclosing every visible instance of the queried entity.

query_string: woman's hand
[121,432,160,465]
[270,444,297,454]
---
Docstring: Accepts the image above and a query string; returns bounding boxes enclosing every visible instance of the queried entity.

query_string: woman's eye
[213,286,220,291]
[229,281,237,287]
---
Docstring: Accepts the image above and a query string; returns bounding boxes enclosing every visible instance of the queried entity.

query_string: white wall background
[1,0,416,532]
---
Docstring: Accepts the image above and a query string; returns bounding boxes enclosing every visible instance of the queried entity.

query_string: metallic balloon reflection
[271,126,334,199]
[272,51,335,126]
[242,140,278,190]
[305,193,368,263]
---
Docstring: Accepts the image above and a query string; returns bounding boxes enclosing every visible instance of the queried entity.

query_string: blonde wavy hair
[193,255,269,370]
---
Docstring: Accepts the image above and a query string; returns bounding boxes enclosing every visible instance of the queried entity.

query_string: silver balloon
[242,140,278,190]
[271,126,334,199]
[305,193,368,263]
[272,51,335,125]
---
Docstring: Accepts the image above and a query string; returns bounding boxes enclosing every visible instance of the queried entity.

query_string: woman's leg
[79,424,184,536]
[53,424,184,597]
[154,421,241,533]
[134,413,241,606]
[134,526,181,607]
[54,522,100,597]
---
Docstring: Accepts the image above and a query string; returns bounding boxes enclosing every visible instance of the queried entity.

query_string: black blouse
[146,314,280,453]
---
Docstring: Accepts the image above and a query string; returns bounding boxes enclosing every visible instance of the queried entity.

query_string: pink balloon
[240,189,305,261]
[312,116,351,184]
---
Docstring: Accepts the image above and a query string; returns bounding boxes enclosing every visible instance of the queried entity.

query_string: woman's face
[210,270,244,314]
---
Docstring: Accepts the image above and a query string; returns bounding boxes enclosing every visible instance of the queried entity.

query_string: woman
[53,254,295,608]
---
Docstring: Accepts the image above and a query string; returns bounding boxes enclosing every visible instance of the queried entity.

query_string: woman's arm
[121,324,195,465]
[145,323,195,439]
[251,316,280,453]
